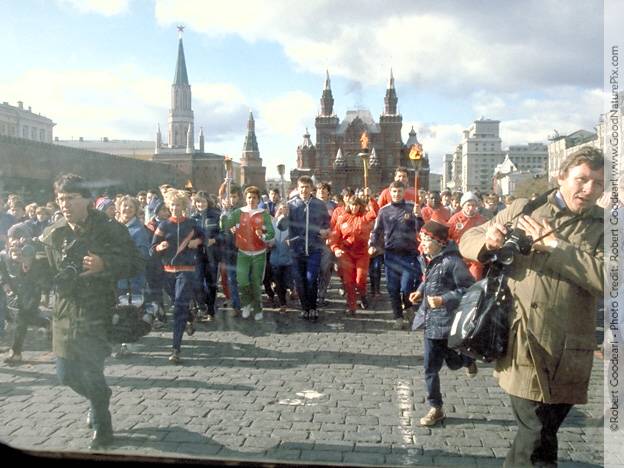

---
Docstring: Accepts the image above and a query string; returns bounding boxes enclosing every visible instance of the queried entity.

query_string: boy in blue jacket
[409,219,477,427]
[151,190,202,364]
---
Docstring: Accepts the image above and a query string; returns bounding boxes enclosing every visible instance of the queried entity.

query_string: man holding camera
[460,147,604,467]
[40,174,144,449]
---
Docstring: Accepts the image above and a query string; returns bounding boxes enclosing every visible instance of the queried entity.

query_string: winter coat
[191,207,222,263]
[117,216,150,296]
[330,199,379,257]
[270,219,292,267]
[151,217,202,273]
[460,193,604,404]
[369,201,423,254]
[278,195,330,256]
[40,209,144,359]
[415,242,474,339]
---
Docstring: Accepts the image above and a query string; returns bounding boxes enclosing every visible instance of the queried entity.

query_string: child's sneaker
[254,312,263,321]
[419,407,445,426]
[168,350,181,364]
[241,305,252,319]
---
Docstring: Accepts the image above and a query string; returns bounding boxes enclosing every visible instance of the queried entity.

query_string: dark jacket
[278,195,330,256]
[191,207,222,263]
[416,241,474,339]
[151,217,201,273]
[40,209,144,359]
[369,201,423,254]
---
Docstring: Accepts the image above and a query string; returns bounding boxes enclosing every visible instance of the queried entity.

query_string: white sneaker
[241,305,251,319]
[254,312,263,321]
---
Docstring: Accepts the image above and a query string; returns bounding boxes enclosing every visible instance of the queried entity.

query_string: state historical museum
[291,71,429,195]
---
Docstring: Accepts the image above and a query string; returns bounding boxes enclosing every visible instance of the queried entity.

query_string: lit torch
[358,131,370,189]
[408,143,424,205]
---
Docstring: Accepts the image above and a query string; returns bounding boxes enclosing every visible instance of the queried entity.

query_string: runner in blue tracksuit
[277,176,329,322]
[369,181,424,329]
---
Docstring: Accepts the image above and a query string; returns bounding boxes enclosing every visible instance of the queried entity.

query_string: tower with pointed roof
[240,111,266,189]
[168,28,194,149]
[152,27,232,195]
[379,69,403,180]
[314,71,340,174]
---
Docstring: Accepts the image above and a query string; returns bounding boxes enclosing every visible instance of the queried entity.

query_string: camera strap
[528,212,585,245]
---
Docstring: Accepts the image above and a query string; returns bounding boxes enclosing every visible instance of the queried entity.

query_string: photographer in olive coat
[459,147,604,467]
[40,174,144,450]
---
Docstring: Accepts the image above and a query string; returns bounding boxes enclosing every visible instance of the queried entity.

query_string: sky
[0,0,606,178]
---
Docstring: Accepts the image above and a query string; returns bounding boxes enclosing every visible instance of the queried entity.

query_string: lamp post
[358,131,370,189]
[277,164,286,199]
[224,156,233,201]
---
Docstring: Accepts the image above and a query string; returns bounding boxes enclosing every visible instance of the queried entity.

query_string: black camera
[496,223,533,265]
[54,238,88,294]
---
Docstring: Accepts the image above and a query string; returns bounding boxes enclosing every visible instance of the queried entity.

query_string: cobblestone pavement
[0,284,609,467]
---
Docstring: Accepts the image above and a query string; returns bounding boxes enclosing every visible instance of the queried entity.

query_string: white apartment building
[441,153,453,190]
[451,144,462,190]
[547,129,598,182]
[460,118,505,193]
[507,143,548,173]
[0,100,55,142]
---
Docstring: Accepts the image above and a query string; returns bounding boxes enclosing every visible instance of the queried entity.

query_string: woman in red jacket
[329,190,378,315]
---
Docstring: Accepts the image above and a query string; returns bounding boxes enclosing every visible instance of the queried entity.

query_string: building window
[40,129,45,141]
[31,127,37,139]
[0,123,5,135]
[23,126,28,138]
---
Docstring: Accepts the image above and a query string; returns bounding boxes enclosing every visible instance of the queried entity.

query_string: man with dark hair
[460,147,605,467]
[377,167,417,207]
[40,173,144,449]
[278,176,330,321]
[369,181,424,329]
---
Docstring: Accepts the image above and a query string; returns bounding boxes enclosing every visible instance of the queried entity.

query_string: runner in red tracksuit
[447,191,486,279]
[329,192,379,314]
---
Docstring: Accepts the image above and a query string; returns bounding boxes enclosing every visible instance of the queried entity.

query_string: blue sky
[0,0,605,177]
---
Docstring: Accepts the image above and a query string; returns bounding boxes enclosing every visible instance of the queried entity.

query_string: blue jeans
[56,355,112,431]
[163,271,194,352]
[384,251,421,318]
[292,250,322,312]
[423,337,473,408]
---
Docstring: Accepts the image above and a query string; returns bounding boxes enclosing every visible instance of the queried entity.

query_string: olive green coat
[40,209,144,360]
[460,193,603,404]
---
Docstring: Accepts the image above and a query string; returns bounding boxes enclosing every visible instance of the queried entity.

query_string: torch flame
[360,131,369,150]
[409,143,423,160]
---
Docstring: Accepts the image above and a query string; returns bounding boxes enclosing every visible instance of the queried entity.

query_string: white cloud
[57,0,130,16]
[257,91,316,135]
[153,0,601,92]
[0,66,249,143]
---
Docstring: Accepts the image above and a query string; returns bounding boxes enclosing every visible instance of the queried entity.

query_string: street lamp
[277,164,286,199]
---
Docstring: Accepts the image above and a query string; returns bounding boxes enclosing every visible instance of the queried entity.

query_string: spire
[155,124,161,154]
[384,69,398,115]
[242,111,259,154]
[301,128,314,148]
[173,30,189,85]
[199,126,204,153]
[168,27,194,148]
[333,148,345,169]
[368,147,380,167]
[320,70,334,117]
